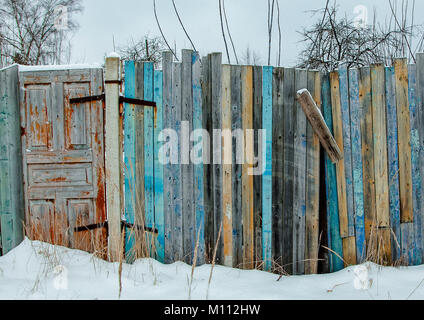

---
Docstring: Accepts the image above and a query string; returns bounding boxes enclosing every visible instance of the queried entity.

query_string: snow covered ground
[0,238,423,300]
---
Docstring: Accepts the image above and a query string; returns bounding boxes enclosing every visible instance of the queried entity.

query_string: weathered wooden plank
[394,59,413,224]
[123,61,137,261]
[201,55,214,262]
[305,71,320,274]
[416,53,424,263]
[172,62,183,261]
[0,65,24,254]
[371,64,390,231]
[296,90,342,164]
[192,52,205,265]
[211,53,223,264]
[385,66,401,261]
[349,68,366,263]
[282,68,295,274]
[408,64,422,265]
[293,69,307,275]
[262,66,273,272]
[338,65,355,237]
[272,67,284,267]
[104,57,122,262]
[222,64,233,267]
[359,67,377,254]
[241,65,254,269]
[231,65,242,267]
[181,49,195,263]
[154,70,165,262]
[322,73,344,272]
[342,236,356,266]
[330,72,349,238]
[162,51,173,263]
[253,66,263,267]
[400,222,415,264]
[144,62,155,256]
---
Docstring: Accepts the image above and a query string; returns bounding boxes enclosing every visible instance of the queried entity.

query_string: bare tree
[118,35,166,68]
[241,46,262,66]
[0,0,83,66]
[297,0,422,72]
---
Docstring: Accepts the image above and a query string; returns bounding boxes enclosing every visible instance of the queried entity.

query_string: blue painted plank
[338,64,355,237]
[322,74,344,272]
[192,52,205,265]
[385,66,402,261]
[144,62,155,256]
[123,61,138,260]
[348,69,366,262]
[408,64,422,265]
[262,66,273,271]
[154,70,165,262]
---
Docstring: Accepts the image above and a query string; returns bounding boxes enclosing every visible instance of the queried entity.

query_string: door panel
[21,68,106,255]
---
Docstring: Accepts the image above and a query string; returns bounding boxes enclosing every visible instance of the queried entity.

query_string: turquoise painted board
[348,69,366,262]
[124,61,137,260]
[192,52,205,264]
[262,66,273,271]
[385,67,401,261]
[408,64,422,265]
[338,64,355,237]
[322,74,344,272]
[154,70,165,262]
[144,62,155,251]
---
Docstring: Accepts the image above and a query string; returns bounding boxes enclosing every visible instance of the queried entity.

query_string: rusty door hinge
[73,220,158,234]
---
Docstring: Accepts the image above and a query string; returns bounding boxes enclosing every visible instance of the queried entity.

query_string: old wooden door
[20,68,106,255]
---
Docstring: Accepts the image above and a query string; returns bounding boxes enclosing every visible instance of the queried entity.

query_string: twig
[172,0,198,53]
[206,221,223,300]
[218,0,231,63]
[222,0,238,64]
[153,0,179,61]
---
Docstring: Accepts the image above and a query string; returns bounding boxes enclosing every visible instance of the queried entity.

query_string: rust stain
[153,106,157,128]
[49,177,67,182]
[96,166,106,222]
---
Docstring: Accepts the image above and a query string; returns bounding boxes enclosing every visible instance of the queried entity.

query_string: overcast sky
[70,0,424,67]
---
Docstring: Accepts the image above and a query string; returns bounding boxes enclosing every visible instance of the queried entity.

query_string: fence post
[105,55,122,262]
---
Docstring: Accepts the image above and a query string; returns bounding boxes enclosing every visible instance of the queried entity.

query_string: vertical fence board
[359,67,377,252]
[272,67,284,267]
[401,222,415,264]
[293,69,307,275]
[338,65,355,237]
[241,66,254,269]
[253,66,263,267]
[262,66,273,271]
[394,59,413,224]
[322,74,344,272]
[305,71,320,274]
[154,70,165,262]
[417,53,424,260]
[193,52,205,265]
[385,66,402,261]
[181,50,195,263]
[202,55,214,262]
[123,61,137,260]
[172,62,183,261]
[144,62,155,257]
[211,53,223,264]
[282,68,295,274]
[349,68,366,262]
[0,65,23,255]
[371,64,390,231]
[162,52,173,263]
[408,64,422,265]
[231,65,242,267]
[330,72,349,238]
[222,64,233,267]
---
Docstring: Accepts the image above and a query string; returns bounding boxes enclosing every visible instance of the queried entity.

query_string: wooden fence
[1,51,424,276]
[324,56,424,272]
